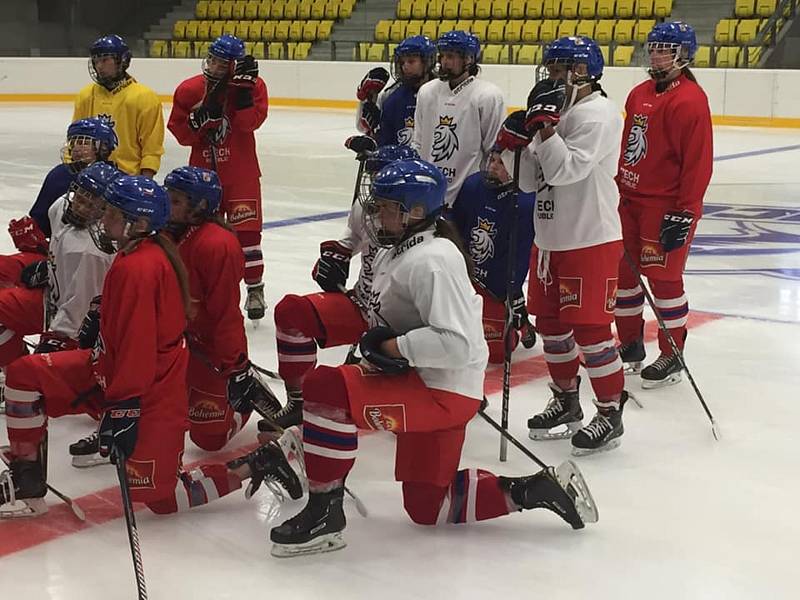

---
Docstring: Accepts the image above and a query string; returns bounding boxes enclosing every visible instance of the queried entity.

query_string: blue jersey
[30,164,76,237]
[378,82,418,147]
[450,171,536,300]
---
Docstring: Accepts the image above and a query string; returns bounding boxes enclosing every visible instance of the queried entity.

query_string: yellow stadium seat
[460,0,476,18]
[634,19,654,42]
[509,0,526,18]
[521,19,540,41]
[286,41,296,59]
[482,44,503,63]
[285,0,299,19]
[558,20,578,36]
[487,19,506,41]
[268,42,283,59]
[274,20,290,40]
[173,20,188,39]
[737,18,759,43]
[232,1,247,19]
[613,44,633,65]
[599,44,609,64]
[635,0,653,18]
[594,19,615,42]
[443,0,460,18]
[540,19,558,41]
[340,0,355,19]
[470,19,489,40]
[207,1,222,19]
[475,0,492,19]
[390,20,407,41]
[318,20,333,39]
[325,1,340,20]
[715,19,734,44]
[375,19,391,41]
[743,45,761,66]
[271,0,286,19]
[251,41,265,59]
[579,0,596,17]
[197,1,210,19]
[735,0,754,17]
[492,0,509,19]
[455,19,473,32]
[245,1,259,19]
[210,21,225,38]
[654,0,672,17]
[236,22,251,39]
[195,40,211,56]
[389,42,399,56]
[294,41,311,59]
[412,0,427,19]
[398,0,413,19]
[543,0,560,18]
[310,0,325,19]
[505,19,524,40]
[262,20,277,39]
[422,20,439,39]
[249,21,263,39]
[288,20,302,40]
[197,20,212,39]
[517,44,538,64]
[244,40,255,54]
[577,19,595,37]
[755,0,776,17]
[438,19,457,36]
[526,0,544,17]
[428,0,445,18]
[222,21,237,35]
[596,0,614,17]
[171,40,191,58]
[561,0,579,18]
[614,19,634,42]
[301,20,318,40]
[694,45,710,67]
[149,40,168,57]
[499,45,513,63]
[220,1,234,19]
[715,46,740,67]
[616,0,633,17]
[406,20,424,36]
[256,0,270,19]
[368,43,386,61]
[186,20,201,40]
[296,1,311,18]
[353,41,368,60]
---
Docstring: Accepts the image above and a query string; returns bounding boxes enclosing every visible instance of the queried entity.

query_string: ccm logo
[665,215,693,224]
[110,409,141,418]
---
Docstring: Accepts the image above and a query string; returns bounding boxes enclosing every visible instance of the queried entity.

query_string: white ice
[0,103,799,600]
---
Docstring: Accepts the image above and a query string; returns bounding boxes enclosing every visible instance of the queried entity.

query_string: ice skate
[69,431,110,468]
[227,440,303,501]
[0,459,47,519]
[270,487,346,558]
[528,379,583,441]
[571,392,629,456]
[245,282,266,324]
[641,352,683,389]
[258,389,303,432]
[618,338,645,375]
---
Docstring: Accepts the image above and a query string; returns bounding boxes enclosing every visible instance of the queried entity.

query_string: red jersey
[167,74,268,184]
[94,239,188,419]
[617,73,713,216]
[177,222,248,374]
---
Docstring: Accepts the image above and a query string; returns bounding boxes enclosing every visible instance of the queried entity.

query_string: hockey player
[450,149,536,363]
[495,36,630,455]
[73,35,164,177]
[615,22,713,388]
[264,144,419,432]
[411,30,506,207]
[267,159,597,557]
[354,35,437,146]
[1,117,118,286]
[0,176,299,518]
[167,34,269,323]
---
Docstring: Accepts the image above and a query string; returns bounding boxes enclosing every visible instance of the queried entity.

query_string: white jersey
[512,91,623,251]
[338,201,379,312]
[46,195,114,338]
[412,76,506,207]
[367,229,488,400]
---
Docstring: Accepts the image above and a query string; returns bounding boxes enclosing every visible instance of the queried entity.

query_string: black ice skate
[69,431,110,468]
[226,440,303,501]
[618,338,646,375]
[259,390,303,432]
[641,352,683,389]
[528,379,583,441]
[0,459,47,518]
[571,392,629,456]
[270,487,346,558]
[245,283,266,324]
[499,459,598,529]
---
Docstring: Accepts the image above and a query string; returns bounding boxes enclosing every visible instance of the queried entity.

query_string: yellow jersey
[72,77,165,175]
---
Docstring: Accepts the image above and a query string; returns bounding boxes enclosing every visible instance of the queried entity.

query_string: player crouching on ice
[0,177,300,518]
[266,159,597,558]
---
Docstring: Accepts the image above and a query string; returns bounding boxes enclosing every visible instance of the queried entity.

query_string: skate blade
[0,497,48,519]
[627,391,644,409]
[270,533,346,558]
[622,362,643,376]
[528,421,582,441]
[278,427,309,495]
[571,437,621,457]
[555,460,599,524]
[71,454,111,469]
[641,372,682,390]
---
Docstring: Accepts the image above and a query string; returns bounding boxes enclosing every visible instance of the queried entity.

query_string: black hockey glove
[227,362,282,416]
[312,240,352,292]
[358,101,382,137]
[188,104,223,133]
[524,79,566,132]
[659,210,695,252]
[345,134,378,155]
[495,110,533,152]
[34,332,75,354]
[98,397,141,463]
[510,289,528,330]
[359,326,410,375]
[78,295,102,349]
[356,67,390,101]
[231,55,258,88]
[20,259,49,289]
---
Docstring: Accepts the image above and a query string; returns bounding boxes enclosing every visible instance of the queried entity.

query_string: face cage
[362,195,410,248]
[88,213,118,255]
[63,185,100,228]
[480,152,513,190]
[88,53,124,86]
[645,42,690,79]
[203,55,233,82]
[436,50,475,81]
[61,136,103,173]
[357,169,375,207]
[392,52,435,86]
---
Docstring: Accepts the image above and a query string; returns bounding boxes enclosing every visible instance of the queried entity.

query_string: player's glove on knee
[78,295,102,349]
[524,79,565,131]
[34,332,76,354]
[495,111,533,152]
[359,326,410,375]
[98,397,141,463]
[357,102,382,137]
[312,240,351,292]
[20,259,49,289]
[659,210,695,252]
[9,216,48,254]
[356,67,390,101]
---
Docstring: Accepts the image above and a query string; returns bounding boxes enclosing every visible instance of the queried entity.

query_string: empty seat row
[174,19,334,42]
[396,0,671,20]
[196,0,355,21]
[151,39,312,60]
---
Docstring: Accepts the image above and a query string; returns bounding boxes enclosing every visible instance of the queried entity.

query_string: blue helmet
[544,36,604,81]
[365,159,446,247]
[66,162,121,227]
[63,117,119,172]
[164,166,223,217]
[89,35,131,86]
[103,176,170,234]
[209,34,245,61]
[393,36,437,85]
[76,162,121,197]
[365,144,421,174]
[647,21,697,78]
[437,30,481,61]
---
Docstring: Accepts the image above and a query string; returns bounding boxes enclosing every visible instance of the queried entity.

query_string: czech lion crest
[431,115,459,162]
[470,218,496,264]
[623,114,648,167]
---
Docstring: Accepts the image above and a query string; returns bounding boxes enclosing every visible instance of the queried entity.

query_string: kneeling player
[267,159,597,558]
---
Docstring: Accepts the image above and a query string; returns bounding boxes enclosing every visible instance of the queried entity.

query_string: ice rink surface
[0,103,799,600]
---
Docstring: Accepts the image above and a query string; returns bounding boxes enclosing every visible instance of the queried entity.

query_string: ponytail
[683,66,699,85]
[152,232,196,320]
[591,81,608,97]
[433,218,475,280]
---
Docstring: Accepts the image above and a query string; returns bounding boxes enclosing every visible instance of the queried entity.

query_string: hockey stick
[479,405,549,471]
[114,450,148,600]
[500,148,522,462]
[622,250,720,440]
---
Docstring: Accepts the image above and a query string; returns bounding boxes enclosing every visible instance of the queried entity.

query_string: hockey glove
[345,134,378,155]
[231,55,258,88]
[495,111,533,152]
[356,67,390,101]
[359,326,410,375]
[98,397,141,463]
[8,216,48,254]
[34,331,77,354]
[659,210,695,253]
[78,295,102,349]
[312,240,352,292]
[510,289,528,331]
[524,79,565,132]
[358,101,382,137]
[227,362,282,416]
[20,259,49,289]
[188,104,223,133]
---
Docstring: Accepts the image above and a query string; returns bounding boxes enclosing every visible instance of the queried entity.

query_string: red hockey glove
[356,67,390,101]
[8,216,48,254]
